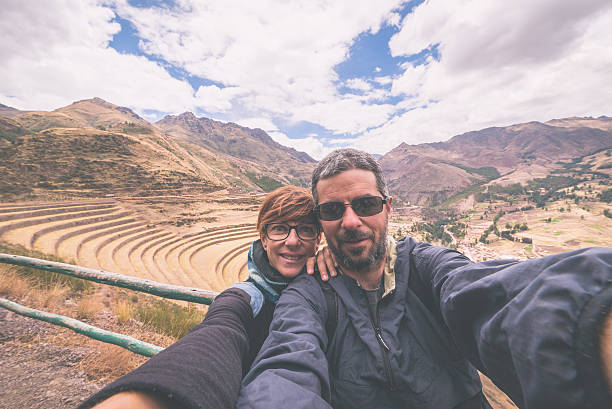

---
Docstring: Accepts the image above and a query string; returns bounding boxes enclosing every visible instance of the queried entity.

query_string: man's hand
[92,391,171,409]
[306,246,338,281]
[602,308,612,393]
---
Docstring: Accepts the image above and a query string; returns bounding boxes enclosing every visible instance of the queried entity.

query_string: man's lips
[338,229,372,247]
[342,238,369,246]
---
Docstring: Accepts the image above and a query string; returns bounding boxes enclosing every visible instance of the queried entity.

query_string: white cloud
[235,116,278,132]
[353,0,612,154]
[292,96,397,135]
[3,0,611,160]
[345,78,372,92]
[0,0,195,113]
[194,85,248,113]
[112,0,407,131]
[268,131,331,160]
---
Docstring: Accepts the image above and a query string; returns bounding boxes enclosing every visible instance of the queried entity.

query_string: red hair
[256,186,317,236]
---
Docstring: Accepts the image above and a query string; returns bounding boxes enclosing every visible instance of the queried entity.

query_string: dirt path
[0,308,105,409]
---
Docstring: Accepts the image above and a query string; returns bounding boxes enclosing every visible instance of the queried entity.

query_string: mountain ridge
[0,98,316,199]
[381,118,612,205]
[1,98,610,206]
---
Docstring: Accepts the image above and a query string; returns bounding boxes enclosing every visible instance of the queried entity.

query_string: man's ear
[387,197,392,212]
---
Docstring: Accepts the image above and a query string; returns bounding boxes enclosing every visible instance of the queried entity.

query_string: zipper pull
[376,328,390,351]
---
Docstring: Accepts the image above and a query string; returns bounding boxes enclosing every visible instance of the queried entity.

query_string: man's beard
[329,225,387,273]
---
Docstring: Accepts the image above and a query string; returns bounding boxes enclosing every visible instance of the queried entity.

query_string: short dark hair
[257,185,317,236]
[311,148,388,204]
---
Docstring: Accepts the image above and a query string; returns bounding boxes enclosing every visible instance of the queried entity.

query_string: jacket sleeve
[410,243,612,409]
[237,274,333,409]
[78,287,256,409]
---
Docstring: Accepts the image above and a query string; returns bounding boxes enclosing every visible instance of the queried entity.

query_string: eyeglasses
[264,223,319,241]
[315,196,387,221]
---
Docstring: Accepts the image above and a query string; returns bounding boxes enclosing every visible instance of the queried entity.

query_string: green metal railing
[0,253,220,357]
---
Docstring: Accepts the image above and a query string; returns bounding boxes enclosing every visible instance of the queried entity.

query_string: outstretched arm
[237,274,333,409]
[81,287,257,409]
[410,244,612,408]
[602,309,612,392]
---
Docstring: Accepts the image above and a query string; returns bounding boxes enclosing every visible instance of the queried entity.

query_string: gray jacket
[237,238,612,409]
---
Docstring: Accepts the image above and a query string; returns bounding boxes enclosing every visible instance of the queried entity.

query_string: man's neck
[343,260,385,290]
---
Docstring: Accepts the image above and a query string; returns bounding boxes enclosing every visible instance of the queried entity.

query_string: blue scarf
[246,239,291,303]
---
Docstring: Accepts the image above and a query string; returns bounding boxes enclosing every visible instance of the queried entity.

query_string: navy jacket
[238,239,612,409]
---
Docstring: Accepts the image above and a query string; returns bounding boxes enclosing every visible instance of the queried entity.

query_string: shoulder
[213,286,253,306]
[275,273,328,318]
[286,272,326,296]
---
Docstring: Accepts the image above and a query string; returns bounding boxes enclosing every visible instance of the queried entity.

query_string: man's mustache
[338,229,373,243]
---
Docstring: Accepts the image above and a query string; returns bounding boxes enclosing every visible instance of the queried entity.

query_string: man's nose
[340,205,362,229]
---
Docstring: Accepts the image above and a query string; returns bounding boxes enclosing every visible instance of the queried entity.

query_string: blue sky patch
[109,17,141,55]
[127,0,177,8]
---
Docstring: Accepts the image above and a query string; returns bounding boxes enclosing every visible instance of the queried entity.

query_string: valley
[0,98,611,409]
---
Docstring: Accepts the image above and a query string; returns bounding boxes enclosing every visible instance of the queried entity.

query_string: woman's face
[261,219,320,278]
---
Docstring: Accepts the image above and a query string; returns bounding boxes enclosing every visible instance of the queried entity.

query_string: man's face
[315,169,391,274]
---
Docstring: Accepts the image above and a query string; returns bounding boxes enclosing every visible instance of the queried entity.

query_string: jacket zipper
[373,309,396,391]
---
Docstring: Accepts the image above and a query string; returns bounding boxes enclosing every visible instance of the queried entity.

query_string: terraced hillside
[0,198,259,292]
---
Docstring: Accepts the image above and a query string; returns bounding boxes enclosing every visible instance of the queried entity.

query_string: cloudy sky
[2,0,611,159]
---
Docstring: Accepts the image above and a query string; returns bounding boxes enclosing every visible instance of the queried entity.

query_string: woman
[80,186,326,409]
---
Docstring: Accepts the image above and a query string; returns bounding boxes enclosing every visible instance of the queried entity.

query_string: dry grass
[0,243,92,293]
[76,295,100,320]
[0,266,31,298]
[39,282,70,309]
[134,298,206,339]
[114,299,134,325]
[78,343,147,383]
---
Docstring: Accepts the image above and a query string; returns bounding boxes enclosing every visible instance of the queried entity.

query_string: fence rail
[0,253,218,304]
[0,253,221,356]
[0,297,163,357]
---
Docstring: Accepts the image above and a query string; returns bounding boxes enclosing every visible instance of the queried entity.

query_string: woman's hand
[306,246,338,281]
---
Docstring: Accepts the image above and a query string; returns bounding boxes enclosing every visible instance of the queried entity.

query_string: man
[237,148,612,409]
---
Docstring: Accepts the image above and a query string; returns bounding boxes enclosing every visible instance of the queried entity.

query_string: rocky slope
[1,97,610,205]
[381,117,612,205]
[0,98,227,199]
[155,112,315,188]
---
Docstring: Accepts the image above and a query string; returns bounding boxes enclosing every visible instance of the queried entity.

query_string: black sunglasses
[315,196,387,221]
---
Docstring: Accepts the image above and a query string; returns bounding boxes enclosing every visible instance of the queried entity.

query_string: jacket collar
[382,236,397,298]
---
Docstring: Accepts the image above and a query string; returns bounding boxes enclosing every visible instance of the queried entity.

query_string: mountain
[0,103,27,118]
[2,97,610,205]
[155,112,315,188]
[0,98,227,198]
[381,118,612,206]
[0,98,316,199]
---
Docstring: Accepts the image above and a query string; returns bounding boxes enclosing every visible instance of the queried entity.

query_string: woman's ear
[260,233,268,251]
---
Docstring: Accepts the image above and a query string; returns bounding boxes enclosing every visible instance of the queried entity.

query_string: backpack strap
[318,280,338,340]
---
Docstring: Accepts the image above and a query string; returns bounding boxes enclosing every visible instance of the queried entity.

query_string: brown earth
[0,282,177,409]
